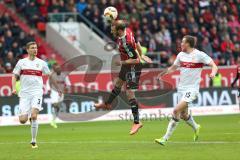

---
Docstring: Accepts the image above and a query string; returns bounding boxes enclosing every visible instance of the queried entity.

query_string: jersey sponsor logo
[20,69,42,76]
[180,62,204,68]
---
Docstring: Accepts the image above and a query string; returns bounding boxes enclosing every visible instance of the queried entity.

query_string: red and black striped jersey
[117,28,138,61]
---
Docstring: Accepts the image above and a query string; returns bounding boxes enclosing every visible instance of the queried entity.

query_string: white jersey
[46,72,71,103]
[174,49,212,91]
[13,57,50,97]
[46,72,71,92]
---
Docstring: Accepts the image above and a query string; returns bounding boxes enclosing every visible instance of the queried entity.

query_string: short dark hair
[183,35,196,48]
[113,20,126,31]
[26,41,37,49]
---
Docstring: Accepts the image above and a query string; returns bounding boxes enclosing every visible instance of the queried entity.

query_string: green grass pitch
[0,114,239,160]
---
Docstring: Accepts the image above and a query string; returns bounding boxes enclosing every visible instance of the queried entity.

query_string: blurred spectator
[160,51,169,67]
[201,37,213,56]
[25,2,40,25]
[0,63,6,73]
[129,17,140,33]
[5,30,14,50]
[25,30,35,43]
[14,0,27,12]
[218,57,227,66]
[119,9,130,22]
[130,8,140,21]
[202,9,214,25]
[188,16,198,33]
[67,0,77,12]
[47,53,57,69]
[5,62,13,73]
[0,9,47,73]
[11,41,23,57]
[154,0,164,17]
[59,0,68,12]
[211,38,221,59]
[228,15,240,32]
[4,51,16,67]
[10,22,21,37]
[48,0,60,12]
[221,35,235,64]
[76,0,87,13]
[233,44,240,61]
[210,72,222,87]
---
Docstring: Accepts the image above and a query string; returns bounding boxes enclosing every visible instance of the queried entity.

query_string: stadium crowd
[0,12,36,73]
[81,0,240,66]
[0,0,239,73]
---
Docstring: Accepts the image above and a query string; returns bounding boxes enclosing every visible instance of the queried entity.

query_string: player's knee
[19,119,27,124]
[180,114,189,121]
[31,114,38,120]
[126,90,135,100]
[129,98,137,106]
[52,103,59,108]
[173,109,179,116]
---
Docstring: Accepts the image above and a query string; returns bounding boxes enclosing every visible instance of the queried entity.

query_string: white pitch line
[0,141,240,145]
[222,133,240,135]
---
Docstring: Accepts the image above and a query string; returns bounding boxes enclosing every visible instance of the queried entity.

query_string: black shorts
[119,64,142,89]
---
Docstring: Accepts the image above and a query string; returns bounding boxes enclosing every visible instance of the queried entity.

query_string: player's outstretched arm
[158,65,178,79]
[115,59,139,66]
[208,61,218,78]
[11,74,18,94]
[136,42,152,63]
[121,58,140,65]
[136,42,142,57]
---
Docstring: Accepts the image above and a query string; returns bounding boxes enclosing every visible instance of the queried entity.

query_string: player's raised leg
[155,100,187,145]
[19,115,28,124]
[94,78,124,110]
[126,90,143,135]
[181,109,201,141]
[51,103,60,128]
[30,108,39,148]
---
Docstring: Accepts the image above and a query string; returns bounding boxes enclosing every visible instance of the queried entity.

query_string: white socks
[162,115,198,141]
[185,115,198,131]
[163,118,179,141]
[52,106,60,122]
[52,108,57,121]
[31,120,38,143]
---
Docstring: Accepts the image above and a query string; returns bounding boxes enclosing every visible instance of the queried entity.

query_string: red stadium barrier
[0,66,238,97]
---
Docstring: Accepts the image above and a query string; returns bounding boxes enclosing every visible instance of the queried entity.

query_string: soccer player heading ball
[94,19,153,135]
[12,42,62,148]
[155,35,218,146]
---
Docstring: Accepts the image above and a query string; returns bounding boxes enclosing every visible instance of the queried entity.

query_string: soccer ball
[103,6,118,22]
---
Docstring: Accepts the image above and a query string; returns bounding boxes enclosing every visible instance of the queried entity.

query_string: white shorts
[177,89,199,103]
[50,90,64,104]
[18,95,43,116]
